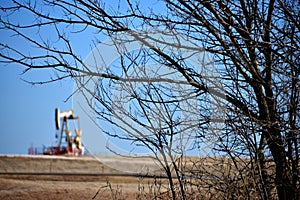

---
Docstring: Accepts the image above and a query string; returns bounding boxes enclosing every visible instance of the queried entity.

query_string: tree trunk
[267,129,295,200]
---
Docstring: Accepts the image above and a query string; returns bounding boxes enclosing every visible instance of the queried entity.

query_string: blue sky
[0,38,121,155]
[0,0,158,155]
[0,49,116,155]
[0,1,103,154]
[0,1,202,155]
[0,62,74,154]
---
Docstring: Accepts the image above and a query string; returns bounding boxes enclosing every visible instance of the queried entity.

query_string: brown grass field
[1,154,269,199]
[0,154,169,200]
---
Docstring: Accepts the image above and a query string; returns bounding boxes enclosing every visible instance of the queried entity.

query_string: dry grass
[0,154,280,199]
[0,155,170,200]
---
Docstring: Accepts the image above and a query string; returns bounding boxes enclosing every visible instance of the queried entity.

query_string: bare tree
[1,0,299,199]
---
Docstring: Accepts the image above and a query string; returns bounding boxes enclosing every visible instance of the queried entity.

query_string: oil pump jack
[43,108,83,156]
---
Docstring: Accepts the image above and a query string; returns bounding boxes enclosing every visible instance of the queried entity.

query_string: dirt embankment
[0,155,165,200]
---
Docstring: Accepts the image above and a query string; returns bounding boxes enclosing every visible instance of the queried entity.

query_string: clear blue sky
[1,1,195,155]
[0,1,105,154]
[0,0,159,155]
[0,63,74,154]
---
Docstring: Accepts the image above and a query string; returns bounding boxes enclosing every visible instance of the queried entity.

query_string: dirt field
[0,154,167,200]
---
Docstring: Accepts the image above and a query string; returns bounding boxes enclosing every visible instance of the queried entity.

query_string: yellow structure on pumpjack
[43,108,84,156]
